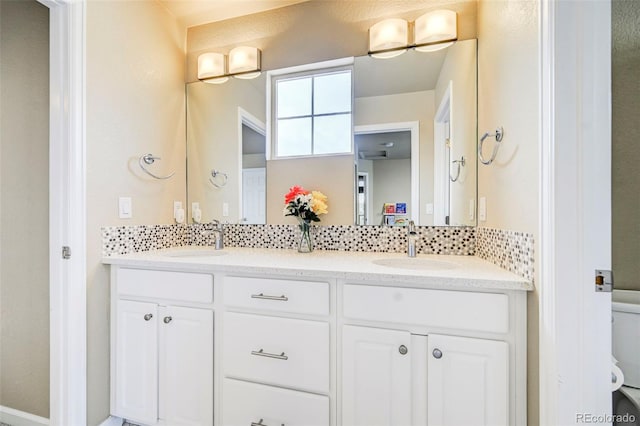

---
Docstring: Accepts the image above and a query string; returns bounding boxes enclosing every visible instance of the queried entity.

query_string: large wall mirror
[187,39,477,227]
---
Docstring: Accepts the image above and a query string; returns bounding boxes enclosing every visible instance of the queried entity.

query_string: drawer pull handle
[163,316,172,324]
[432,348,443,359]
[251,348,288,361]
[251,293,288,302]
[250,419,285,426]
[143,313,153,321]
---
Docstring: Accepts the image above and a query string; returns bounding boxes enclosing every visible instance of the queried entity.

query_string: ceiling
[355,131,412,161]
[158,0,309,28]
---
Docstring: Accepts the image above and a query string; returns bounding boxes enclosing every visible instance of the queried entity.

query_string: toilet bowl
[612,290,640,426]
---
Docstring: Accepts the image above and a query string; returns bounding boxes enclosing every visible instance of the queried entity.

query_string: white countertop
[103,247,533,292]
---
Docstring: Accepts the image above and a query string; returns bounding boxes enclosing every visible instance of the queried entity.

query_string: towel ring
[139,154,175,180]
[450,156,466,182]
[209,169,228,188]
[478,127,504,165]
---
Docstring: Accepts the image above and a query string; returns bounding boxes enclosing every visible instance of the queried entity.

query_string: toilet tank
[613,290,640,389]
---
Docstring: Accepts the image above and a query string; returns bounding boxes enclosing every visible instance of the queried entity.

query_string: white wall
[86,1,185,424]
[0,0,50,418]
[477,1,539,425]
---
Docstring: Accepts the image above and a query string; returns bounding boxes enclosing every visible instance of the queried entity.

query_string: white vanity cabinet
[221,276,332,426]
[110,268,214,426]
[105,251,529,426]
[340,283,524,426]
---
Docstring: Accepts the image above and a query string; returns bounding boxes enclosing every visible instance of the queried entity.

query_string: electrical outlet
[426,203,434,215]
[192,202,200,212]
[222,202,229,217]
[173,201,182,217]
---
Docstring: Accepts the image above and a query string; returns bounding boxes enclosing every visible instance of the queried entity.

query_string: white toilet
[612,290,640,426]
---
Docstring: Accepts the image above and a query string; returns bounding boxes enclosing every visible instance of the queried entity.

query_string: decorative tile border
[103,224,476,256]
[214,224,476,255]
[101,224,189,256]
[101,224,534,281]
[476,227,535,282]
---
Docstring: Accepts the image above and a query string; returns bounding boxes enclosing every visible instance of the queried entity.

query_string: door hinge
[595,269,613,293]
[62,246,71,260]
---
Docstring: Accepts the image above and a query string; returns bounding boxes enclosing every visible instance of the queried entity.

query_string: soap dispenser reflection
[407,220,417,257]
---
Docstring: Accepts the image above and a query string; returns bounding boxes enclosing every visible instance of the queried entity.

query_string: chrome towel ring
[138,154,175,180]
[450,156,466,182]
[209,169,228,188]
[478,127,504,165]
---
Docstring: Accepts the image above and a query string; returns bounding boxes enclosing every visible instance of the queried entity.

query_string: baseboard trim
[98,415,122,426]
[0,406,48,426]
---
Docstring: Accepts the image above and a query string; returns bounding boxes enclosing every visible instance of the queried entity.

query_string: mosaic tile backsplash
[102,224,534,281]
[476,227,535,282]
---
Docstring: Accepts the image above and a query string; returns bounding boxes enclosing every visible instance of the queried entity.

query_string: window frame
[267,58,355,160]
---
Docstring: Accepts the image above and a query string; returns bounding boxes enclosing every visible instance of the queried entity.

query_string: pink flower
[284,185,308,204]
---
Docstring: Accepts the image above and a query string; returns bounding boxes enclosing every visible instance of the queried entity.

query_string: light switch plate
[479,197,487,221]
[469,199,476,220]
[222,202,229,217]
[119,197,132,219]
[173,201,182,217]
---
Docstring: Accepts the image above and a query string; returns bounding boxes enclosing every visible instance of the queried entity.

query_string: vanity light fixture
[197,52,228,84]
[368,18,410,59]
[414,10,457,52]
[228,46,262,79]
[368,10,458,58]
[197,46,262,84]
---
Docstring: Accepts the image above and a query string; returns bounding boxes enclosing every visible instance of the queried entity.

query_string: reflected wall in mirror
[187,75,266,224]
[186,39,477,226]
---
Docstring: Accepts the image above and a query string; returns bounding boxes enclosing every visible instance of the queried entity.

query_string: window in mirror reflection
[274,69,353,158]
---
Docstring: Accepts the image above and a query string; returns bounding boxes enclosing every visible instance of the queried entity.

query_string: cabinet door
[113,300,158,425]
[342,325,412,426]
[427,334,508,426]
[159,306,213,426]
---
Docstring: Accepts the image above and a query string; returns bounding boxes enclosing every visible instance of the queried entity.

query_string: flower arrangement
[283,185,329,222]
[283,185,328,252]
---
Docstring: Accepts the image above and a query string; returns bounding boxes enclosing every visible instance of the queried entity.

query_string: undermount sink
[163,248,228,258]
[372,257,460,271]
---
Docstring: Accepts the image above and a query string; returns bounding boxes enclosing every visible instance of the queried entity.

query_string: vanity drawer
[343,284,509,334]
[223,276,329,315]
[222,378,329,426]
[117,268,213,303]
[223,312,330,394]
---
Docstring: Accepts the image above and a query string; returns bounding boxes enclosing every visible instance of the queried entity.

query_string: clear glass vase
[297,219,314,253]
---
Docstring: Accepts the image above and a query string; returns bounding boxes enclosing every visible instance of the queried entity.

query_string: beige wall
[612,0,640,292]
[355,91,435,225]
[187,79,266,224]
[86,1,186,424]
[0,0,50,418]
[267,155,355,225]
[435,39,477,226]
[477,1,539,425]
[186,0,478,83]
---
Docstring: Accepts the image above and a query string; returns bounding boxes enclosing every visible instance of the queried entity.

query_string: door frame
[38,0,87,424]
[237,107,266,224]
[354,121,420,224]
[539,1,612,424]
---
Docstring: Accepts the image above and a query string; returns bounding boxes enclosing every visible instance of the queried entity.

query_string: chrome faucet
[407,220,417,257]
[209,219,224,250]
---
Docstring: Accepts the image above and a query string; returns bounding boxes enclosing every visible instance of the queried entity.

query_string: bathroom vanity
[104,248,532,426]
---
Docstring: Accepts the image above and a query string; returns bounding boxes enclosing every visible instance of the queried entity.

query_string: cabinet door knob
[399,345,408,355]
[143,313,153,321]
[432,348,443,359]
[163,316,173,324]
